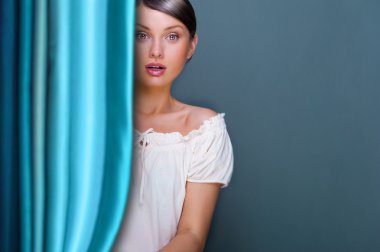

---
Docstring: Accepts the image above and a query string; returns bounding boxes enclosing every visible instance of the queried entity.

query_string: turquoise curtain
[0,0,136,251]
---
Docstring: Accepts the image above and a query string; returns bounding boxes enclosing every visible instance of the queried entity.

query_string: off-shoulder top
[112,113,234,252]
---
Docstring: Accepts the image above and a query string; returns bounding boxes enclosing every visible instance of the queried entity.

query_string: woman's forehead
[136,5,185,31]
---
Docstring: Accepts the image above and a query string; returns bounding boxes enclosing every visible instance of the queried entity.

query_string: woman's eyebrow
[136,23,150,30]
[136,23,184,31]
[164,25,184,31]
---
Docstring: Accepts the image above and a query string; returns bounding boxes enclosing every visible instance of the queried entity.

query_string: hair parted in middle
[136,0,197,39]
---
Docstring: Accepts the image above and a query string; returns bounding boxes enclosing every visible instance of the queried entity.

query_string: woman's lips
[146,67,166,77]
[145,63,166,77]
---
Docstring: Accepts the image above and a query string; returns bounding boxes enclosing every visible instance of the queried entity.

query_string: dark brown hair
[136,0,197,39]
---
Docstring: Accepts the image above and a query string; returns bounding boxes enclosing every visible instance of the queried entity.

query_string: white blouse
[112,113,234,252]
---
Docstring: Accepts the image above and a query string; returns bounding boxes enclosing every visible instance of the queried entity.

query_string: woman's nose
[149,39,163,58]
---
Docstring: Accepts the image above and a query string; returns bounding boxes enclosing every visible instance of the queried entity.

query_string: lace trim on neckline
[134,112,225,140]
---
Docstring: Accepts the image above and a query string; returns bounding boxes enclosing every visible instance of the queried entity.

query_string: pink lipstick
[145,62,166,77]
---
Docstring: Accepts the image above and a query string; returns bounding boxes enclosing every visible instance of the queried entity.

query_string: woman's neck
[134,84,179,115]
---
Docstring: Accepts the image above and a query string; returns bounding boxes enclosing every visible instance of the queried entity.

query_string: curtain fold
[31,0,48,251]
[0,0,136,251]
[88,0,135,250]
[0,1,19,251]
[63,1,107,251]
[45,0,71,251]
[19,0,33,250]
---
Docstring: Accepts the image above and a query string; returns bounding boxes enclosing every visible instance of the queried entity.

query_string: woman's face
[135,4,197,88]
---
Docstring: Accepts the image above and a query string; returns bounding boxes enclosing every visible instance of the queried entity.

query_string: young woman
[113,0,234,251]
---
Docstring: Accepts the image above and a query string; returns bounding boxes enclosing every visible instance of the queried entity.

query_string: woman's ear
[187,33,198,60]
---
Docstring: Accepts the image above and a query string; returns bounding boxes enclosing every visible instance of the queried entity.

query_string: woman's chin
[135,78,170,89]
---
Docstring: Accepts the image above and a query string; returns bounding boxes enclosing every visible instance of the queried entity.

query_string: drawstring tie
[135,128,154,204]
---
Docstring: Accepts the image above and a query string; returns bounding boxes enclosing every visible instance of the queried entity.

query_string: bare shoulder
[185,104,218,126]
[193,106,218,122]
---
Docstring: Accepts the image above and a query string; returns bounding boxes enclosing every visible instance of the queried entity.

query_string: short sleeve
[187,120,234,188]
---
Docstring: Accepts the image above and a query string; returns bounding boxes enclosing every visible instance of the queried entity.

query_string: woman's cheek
[168,59,185,80]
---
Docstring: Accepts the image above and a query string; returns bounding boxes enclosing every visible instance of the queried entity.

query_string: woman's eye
[136,32,148,41]
[166,33,179,41]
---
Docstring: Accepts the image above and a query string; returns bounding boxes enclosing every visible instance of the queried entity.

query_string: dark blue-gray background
[172,0,380,251]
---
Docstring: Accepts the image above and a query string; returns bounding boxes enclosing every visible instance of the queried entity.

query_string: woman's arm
[158,182,222,252]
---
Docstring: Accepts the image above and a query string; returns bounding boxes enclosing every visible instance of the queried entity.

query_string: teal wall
[174,0,380,251]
